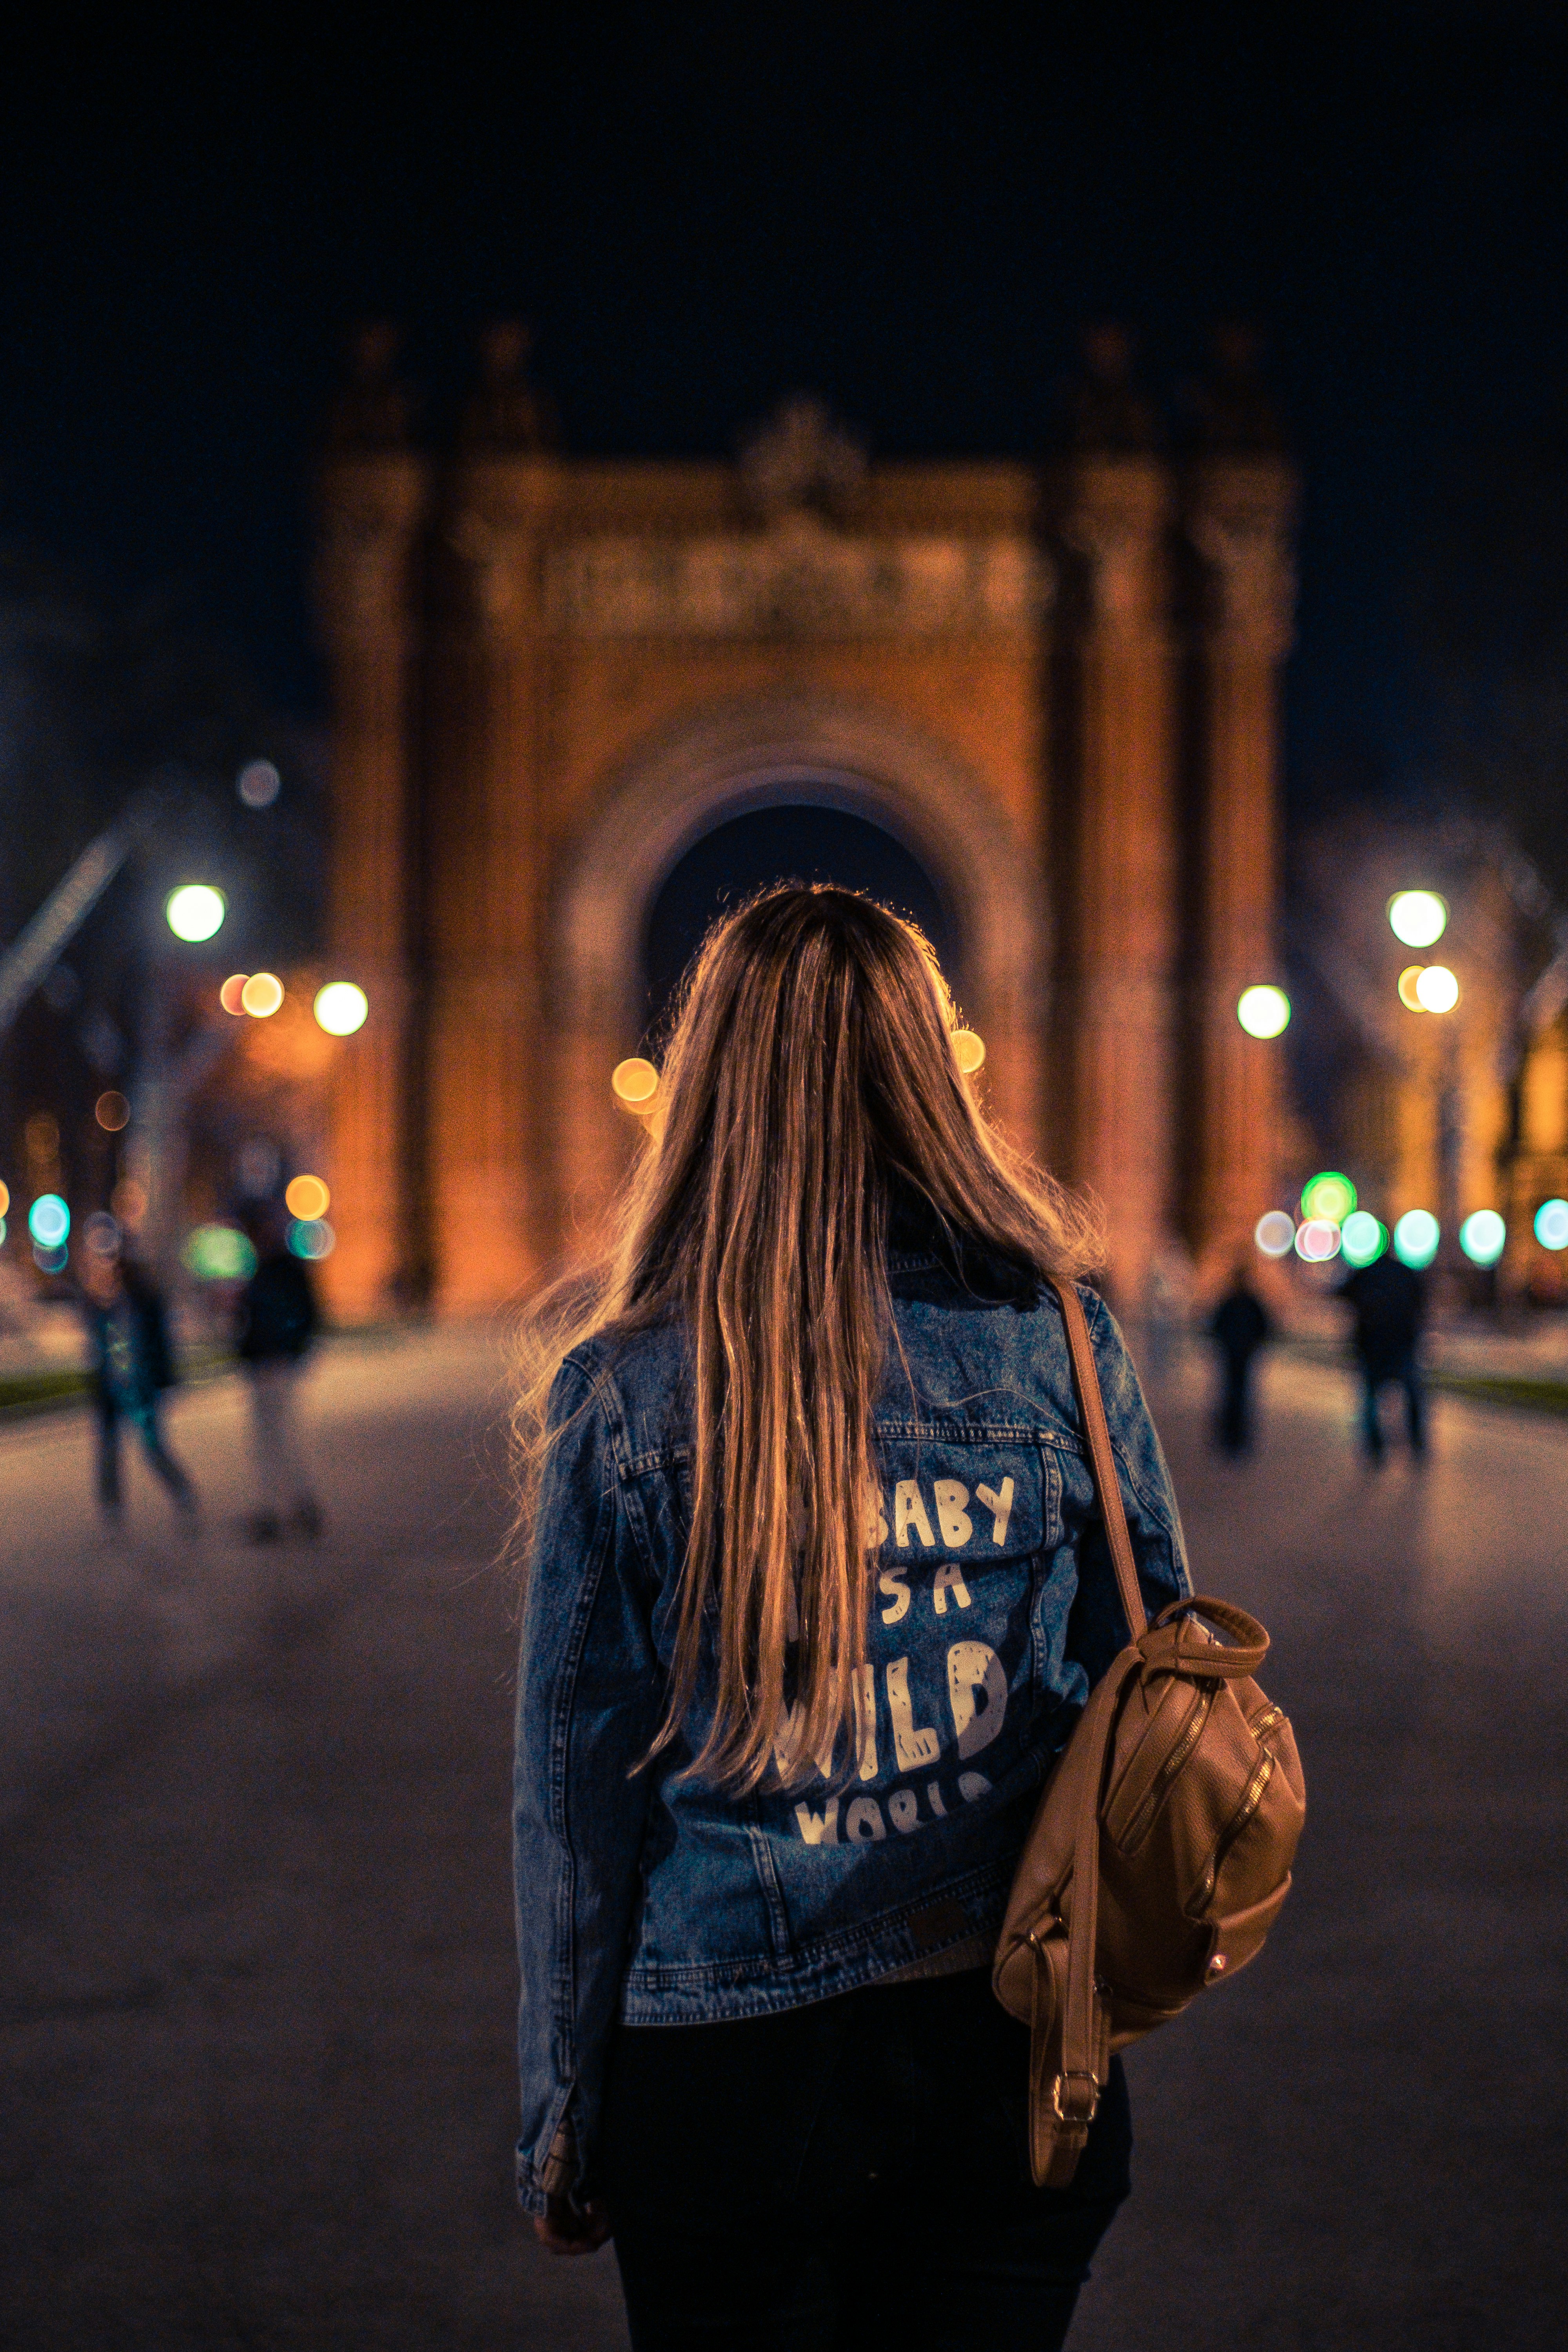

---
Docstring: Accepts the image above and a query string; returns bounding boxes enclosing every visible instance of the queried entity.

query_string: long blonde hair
[514,885,1102,1793]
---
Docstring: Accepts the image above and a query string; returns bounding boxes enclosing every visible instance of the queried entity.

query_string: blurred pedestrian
[1338,1252,1426,1462]
[236,1206,323,1540]
[1207,1263,1273,1456]
[80,1250,198,1526]
[512,888,1188,2350]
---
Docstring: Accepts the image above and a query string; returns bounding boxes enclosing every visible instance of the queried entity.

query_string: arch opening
[641,797,959,1048]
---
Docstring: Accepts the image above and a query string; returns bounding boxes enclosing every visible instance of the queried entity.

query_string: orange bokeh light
[220,973,250,1014]
[241,973,285,1018]
[284,1173,331,1220]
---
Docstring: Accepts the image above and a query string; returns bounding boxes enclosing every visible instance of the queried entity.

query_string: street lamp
[1388,891,1448,948]
[1237,985,1290,1038]
[164,884,226,943]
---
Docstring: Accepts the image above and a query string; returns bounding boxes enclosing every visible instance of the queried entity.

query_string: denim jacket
[512,1250,1189,2213]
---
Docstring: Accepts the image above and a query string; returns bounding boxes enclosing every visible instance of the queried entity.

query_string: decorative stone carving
[1189,506,1296,651]
[547,514,1047,640]
[448,508,539,648]
[313,461,427,656]
[739,395,867,522]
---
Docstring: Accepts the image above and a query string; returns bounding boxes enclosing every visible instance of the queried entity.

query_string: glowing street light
[1237,985,1290,1039]
[1294,1217,1342,1262]
[612,1058,660,1111]
[240,973,284,1017]
[165,884,226,943]
[1459,1210,1506,1267]
[1388,891,1448,948]
[27,1193,70,1249]
[1340,1211,1387,1266]
[1414,965,1459,1013]
[1535,1199,1568,1251]
[1392,1209,1440,1268]
[285,1174,330,1221]
[1254,1210,1296,1258]
[314,981,369,1036]
[1301,1171,1356,1225]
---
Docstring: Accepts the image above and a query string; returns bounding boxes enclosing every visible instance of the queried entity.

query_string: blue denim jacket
[513,1251,1189,2212]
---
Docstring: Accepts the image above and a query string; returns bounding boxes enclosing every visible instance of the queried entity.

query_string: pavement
[0,1328,1564,2349]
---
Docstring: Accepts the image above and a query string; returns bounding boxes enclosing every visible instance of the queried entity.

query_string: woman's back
[511,884,1186,2349]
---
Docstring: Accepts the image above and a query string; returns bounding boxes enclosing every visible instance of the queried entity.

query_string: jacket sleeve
[1063,1289,1192,1690]
[513,1356,664,2216]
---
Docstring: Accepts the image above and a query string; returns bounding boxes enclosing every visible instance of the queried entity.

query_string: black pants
[96,1392,194,1516]
[603,1968,1132,2352]
[1359,1350,1425,1459]
[1215,1346,1259,1455]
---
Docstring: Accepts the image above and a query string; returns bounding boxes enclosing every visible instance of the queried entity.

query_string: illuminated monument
[313,325,1297,1315]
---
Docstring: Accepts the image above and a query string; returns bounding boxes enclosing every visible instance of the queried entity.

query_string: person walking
[1207,1262,1273,1455]
[1338,1249,1427,1462]
[512,887,1189,2351]
[236,1205,323,1539]
[80,1250,198,1526]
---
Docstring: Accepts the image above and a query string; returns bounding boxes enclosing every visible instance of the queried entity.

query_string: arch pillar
[1185,456,1298,1269]
[312,448,430,1317]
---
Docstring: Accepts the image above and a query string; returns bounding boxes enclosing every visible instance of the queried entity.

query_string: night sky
[3,7,1565,811]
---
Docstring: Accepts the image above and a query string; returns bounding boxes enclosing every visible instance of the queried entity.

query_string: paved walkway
[0,1330,1563,2348]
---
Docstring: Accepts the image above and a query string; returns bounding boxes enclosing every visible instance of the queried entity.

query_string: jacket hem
[618,1857,1016,2023]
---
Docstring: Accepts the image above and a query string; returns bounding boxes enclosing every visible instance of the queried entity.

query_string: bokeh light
[314,982,369,1036]
[33,1242,68,1274]
[1388,891,1448,948]
[285,1174,331,1220]
[1340,1211,1387,1267]
[1236,985,1291,1039]
[1393,1209,1440,1268]
[1301,1171,1356,1225]
[182,1223,259,1281]
[237,759,281,808]
[95,1090,130,1131]
[165,884,226,943]
[953,1028,987,1074]
[612,1057,660,1109]
[0,1180,9,1217]
[111,1178,147,1228]
[240,973,284,1018]
[27,1193,69,1249]
[220,974,250,1014]
[1414,964,1459,1013]
[287,1217,336,1261]
[1294,1217,1342,1262]
[83,1210,121,1257]
[1254,1210,1296,1258]
[1396,966,1427,1012]
[1535,1199,1568,1251]
[0,1218,7,1246]
[1459,1210,1506,1267]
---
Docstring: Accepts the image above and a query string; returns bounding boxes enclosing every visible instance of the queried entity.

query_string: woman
[512,886,1189,2350]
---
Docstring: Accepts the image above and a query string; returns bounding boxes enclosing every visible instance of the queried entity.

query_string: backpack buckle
[1050,2071,1100,2126]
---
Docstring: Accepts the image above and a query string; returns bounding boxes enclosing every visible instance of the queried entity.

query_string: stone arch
[547,690,1047,1237]
[554,689,1045,1034]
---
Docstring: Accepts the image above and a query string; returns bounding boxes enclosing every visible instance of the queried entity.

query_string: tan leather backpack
[994,1278,1306,2188]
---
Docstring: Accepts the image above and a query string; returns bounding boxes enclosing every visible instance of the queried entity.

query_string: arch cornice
[551,688,1045,1036]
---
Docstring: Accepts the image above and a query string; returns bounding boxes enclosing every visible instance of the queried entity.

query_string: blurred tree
[0,543,324,1225]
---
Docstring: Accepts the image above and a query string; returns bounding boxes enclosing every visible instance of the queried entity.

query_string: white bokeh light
[165,885,226,943]
[314,982,369,1036]
[1388,891,1448,948]
[1237,985,1291,1039]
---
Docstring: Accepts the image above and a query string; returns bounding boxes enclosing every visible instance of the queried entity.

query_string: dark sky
[2,6,1565,805]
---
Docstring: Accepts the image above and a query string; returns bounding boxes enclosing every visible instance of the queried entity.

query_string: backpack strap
[1023,1278,1150,2184]
[1045,1277,1147,1644]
